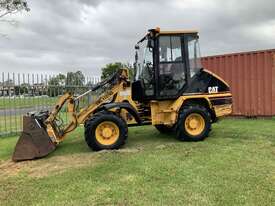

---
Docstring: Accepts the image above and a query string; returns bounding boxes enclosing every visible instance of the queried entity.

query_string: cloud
[0,0,274,76]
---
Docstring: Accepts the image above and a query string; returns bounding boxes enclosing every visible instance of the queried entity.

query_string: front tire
[85,111,128,151]
[176,105,211,141]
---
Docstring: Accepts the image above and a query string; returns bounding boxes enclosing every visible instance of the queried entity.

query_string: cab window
[187,36,202,78]
[158,35,186,96]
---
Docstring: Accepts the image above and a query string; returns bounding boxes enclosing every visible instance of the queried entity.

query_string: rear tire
[176,105,211,141]
[85,111,128,151]
[155,125,174,134]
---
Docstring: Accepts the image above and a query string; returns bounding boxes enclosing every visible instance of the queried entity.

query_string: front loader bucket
[12,116,56,162]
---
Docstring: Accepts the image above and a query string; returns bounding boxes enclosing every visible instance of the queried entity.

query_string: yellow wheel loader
[12,28,232,162]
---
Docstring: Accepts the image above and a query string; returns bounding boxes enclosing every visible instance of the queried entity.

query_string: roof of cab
[154,27,198,35]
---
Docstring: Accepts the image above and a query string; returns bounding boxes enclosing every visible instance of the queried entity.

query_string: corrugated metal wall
[201,49,275,116]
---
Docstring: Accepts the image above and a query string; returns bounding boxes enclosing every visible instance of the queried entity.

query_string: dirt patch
[0,147,144,179]
[115,147,142,153]
[155,143,177,150]
[120,174,137,183]
[0,153,99,179]
[97,147,143,154]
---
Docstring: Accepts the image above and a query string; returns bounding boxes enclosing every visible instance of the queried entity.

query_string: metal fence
[0,72,101,137]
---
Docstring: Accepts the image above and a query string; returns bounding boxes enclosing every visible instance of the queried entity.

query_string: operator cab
[132,28,202,101]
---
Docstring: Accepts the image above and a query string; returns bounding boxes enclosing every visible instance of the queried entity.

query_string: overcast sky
[0,0,274,76]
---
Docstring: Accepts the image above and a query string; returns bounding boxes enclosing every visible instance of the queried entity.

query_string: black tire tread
[84,111,128,151]
[176,104,211,141]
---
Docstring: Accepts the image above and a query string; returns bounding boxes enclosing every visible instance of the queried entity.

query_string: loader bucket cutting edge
[12,116,56,162]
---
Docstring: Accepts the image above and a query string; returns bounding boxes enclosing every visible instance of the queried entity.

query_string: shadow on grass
[49,126,176,159]
[2,119,275,161]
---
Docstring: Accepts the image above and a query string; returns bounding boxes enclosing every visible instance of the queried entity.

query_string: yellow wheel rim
[184,113,205,136]
[95,121,120,146]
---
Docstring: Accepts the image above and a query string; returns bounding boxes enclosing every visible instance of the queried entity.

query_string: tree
[66,71,85,86]
[0,0,29,18]
[0,0,30,37]
[66,71,85,95]
[48,74,66,86]
[101,62,134,80]
[48,74,66,97]
[14,82,29,95]
[47,71,86,96]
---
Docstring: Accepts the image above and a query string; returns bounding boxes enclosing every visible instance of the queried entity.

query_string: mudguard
[98,102,142,124]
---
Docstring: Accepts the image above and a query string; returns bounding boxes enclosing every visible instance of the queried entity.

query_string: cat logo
[208,86,218,93]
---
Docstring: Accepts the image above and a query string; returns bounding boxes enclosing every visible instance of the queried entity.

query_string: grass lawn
[0,114,22,136]
[0,97,57,110]
[0,94,97,110]
[0,118,274,206]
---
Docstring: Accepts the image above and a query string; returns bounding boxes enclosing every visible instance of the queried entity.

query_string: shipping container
[201,49,275,116]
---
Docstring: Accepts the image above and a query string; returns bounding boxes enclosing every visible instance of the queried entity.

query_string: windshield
[134,37,153,81]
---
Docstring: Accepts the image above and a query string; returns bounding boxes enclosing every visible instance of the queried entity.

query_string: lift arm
[45,69,130,143]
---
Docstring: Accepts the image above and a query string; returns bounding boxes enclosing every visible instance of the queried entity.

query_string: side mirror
[147,39,154,48]
[135,44,140,50]
[135,51,138,62]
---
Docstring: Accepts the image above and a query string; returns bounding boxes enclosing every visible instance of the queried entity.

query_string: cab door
[157,35,187,99]
[132,38,156,101]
